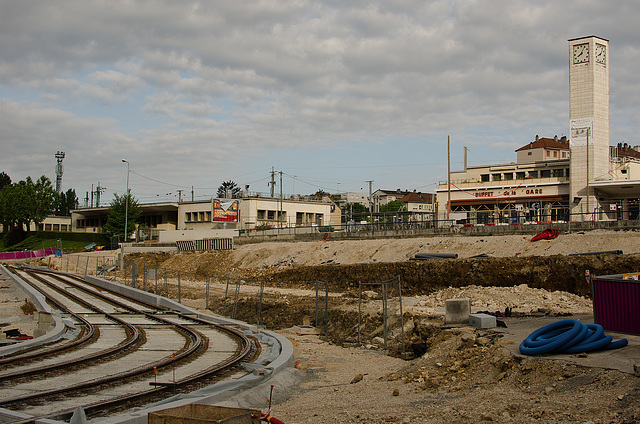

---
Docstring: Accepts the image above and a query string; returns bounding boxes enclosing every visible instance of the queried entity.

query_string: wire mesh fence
[55,254,408,353]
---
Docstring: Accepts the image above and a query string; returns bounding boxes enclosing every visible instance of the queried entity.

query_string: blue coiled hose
[519,319,628,355]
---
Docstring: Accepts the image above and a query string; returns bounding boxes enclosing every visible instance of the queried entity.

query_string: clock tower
[569,36,610,218]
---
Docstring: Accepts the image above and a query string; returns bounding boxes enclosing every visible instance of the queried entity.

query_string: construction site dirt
[112,229,640,423]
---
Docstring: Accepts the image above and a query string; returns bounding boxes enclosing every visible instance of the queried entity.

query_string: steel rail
[0,267,142,378]
[0,267,257,421]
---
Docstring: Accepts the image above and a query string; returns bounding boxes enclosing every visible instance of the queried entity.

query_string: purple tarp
[0,247,56,261]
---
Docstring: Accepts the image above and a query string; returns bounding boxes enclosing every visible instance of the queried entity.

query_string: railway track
[0,266,259,423]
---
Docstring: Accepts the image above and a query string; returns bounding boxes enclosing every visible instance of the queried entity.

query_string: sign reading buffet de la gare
[472,188,547,198]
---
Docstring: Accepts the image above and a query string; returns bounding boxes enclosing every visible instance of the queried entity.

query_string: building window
[516,172,526,179]
[554,169,565,177]
[528,152,532,156]
[257,210,266,220]
[481,174,490,182]
[546,151,550,157]
[503,173,513,180]
[553,151,558,158]
[529,170,539,178]
[562,152,567,158]
[541,170,551,178]
[492,173,502,181]
[267,210,276,220]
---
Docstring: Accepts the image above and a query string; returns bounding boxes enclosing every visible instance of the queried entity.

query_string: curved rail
[0,266,257,421]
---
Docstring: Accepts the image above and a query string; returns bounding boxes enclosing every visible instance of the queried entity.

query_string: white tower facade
[568,36,610,217]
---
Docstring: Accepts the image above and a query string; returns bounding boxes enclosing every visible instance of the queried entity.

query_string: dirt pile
[273,322,640,424]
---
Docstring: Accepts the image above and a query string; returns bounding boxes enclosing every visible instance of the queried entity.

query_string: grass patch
[0,233,109,253]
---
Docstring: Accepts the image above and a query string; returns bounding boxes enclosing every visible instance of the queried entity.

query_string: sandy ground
[4,229,640,423]
[230,228,640,269]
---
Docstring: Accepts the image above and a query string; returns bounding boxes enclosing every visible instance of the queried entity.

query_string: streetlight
[122,159,130,242]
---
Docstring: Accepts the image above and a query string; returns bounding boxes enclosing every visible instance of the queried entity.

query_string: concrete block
[445,298,471,324]
[469,313,497,328]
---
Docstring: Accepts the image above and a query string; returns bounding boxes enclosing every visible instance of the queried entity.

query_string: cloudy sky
[1,1,639,205]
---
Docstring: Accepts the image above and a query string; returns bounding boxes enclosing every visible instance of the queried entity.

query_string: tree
[0,182,29,232]
[0,172,11,189]
[55,188,79,216]
[0,175,55,233]
[31,176,56,228]
[217,180,241,198]
[343,202,369,223]
[379,200,405,213]
[103,192,141,239]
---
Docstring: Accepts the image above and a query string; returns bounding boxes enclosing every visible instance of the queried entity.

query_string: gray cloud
[0,0,638,198]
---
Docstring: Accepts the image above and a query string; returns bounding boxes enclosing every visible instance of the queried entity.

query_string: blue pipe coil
[519,319,628,355]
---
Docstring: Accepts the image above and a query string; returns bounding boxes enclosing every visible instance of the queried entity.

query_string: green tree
[30,176,56,228]
[342,202,370,223]
[55,188,79,216]
[0,172,11,189]
[379,200,405,213]
[103,192,141,239]
[0,182,29,231]
[0,175,55,233]
[217,180,241,198]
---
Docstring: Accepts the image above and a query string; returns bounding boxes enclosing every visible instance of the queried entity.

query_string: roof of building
[398,191,433,203]
[373,189,413,197]
[516,136,570,152]
[612,143,640,160]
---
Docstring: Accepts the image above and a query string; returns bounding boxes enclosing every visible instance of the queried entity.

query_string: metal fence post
[232,279,241,320]
[164,268,168,297]
[257,279,265,326]
[206,277,210,310]
[357,281,362,345]
[324,281,329,337]
[397,275,405,354]
[383,281,388,351]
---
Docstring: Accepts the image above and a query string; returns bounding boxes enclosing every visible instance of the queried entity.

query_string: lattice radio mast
[55,151,65,193]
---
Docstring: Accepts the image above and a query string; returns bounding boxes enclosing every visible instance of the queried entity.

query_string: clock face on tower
[573,43,589,64]
[595,43,606,64]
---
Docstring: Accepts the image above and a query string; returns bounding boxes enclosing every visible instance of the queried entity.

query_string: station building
[436,36,640,225]
[69,195,339,241]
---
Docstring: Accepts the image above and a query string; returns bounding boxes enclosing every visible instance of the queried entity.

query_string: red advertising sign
[212,199,239,222]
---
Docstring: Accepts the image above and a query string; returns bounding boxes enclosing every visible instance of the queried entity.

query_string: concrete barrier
[445,298,471,325]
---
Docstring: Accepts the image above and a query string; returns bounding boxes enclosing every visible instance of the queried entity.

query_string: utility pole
[191,186,194,202]
[447,136,451,221]
[463,146,468,171]
[95,182,106,207]
[279,171,283,227]
[177,190,183,203]
[586,128,590,219]
[366,180,374,221]
[269,167,276,198]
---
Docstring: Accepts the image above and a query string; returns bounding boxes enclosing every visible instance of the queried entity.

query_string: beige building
[436,36,640,224]
[437,136,572,224]
[68,196,339,240]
